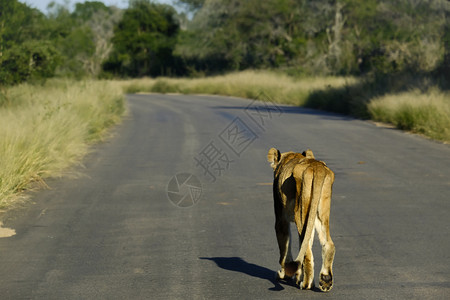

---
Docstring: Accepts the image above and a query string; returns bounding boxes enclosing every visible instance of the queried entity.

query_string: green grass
[0,80,125,208]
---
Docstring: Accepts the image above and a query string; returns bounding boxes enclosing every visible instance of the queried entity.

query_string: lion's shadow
[199,256,296,291]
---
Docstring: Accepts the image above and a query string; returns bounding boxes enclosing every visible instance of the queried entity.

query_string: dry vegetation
[369,89,450,141]
[120,70,357,106]
[0,80,125,208]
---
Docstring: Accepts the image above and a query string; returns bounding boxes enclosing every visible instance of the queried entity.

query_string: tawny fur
[268,148,335,292]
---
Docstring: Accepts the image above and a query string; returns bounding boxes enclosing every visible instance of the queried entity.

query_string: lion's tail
[285,165,327,277]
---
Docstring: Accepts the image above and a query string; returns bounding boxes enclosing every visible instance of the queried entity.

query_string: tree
[44,1,122,78]
[343,0,446,75]
[103,0,181,77]
[176,0,205,12]
[175,0,448,76]
[0,0,59,86]
[72,2,123,77]
[0,41,59,85]
[176,0,307,73]
[437,0,450,83]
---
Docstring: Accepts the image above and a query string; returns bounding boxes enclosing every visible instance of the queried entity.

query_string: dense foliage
[0,0,449,83]
[177,0,449,76]
[0,1,57,85]
[0,0,121,85]
[103,0,181,77]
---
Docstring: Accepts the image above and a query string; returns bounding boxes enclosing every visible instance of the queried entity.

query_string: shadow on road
[213,104,354,122]
[199,256,298,291]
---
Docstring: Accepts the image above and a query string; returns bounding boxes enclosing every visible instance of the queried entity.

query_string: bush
[0,41,60,86]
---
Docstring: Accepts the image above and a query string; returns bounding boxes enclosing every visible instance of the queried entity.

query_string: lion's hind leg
[316,212,335,292]
[299,229,315,289]
[275,217,292,280]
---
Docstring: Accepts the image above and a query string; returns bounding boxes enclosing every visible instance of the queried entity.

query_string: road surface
[0,94,449,299]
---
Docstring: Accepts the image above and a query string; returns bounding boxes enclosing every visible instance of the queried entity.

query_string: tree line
[1,0,449,85]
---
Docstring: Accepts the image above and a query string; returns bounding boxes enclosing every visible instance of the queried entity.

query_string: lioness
[268,148,335,292]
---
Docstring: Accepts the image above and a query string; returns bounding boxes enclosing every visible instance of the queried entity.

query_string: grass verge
[0,80,125,208]
[368,88,450,141]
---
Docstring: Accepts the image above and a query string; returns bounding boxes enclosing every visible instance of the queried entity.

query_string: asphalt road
[0,94,449,299]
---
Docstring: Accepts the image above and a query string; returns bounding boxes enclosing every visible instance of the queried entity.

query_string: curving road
[0,94,449,299]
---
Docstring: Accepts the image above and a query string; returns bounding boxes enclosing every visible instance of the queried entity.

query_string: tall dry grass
[0,80,125,208]
[120,70,357,106]
[368,89,450,142]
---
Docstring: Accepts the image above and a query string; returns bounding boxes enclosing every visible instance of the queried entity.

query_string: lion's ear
[302,149,315,159]
[268,148,281,169]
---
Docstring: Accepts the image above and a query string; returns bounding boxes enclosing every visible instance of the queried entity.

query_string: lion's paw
[276,269,286,281]
[300,280,314,290]
[319,273,333,292]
